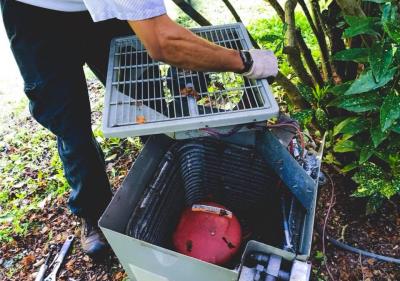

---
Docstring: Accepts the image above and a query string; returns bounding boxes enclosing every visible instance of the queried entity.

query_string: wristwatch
[237,50,254,74]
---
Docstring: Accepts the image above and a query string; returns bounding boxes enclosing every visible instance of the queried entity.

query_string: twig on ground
[339,224,348,242]
[359,253,365,281]
[323,173,336,281]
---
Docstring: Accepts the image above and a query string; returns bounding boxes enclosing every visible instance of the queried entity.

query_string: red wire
[267,123,306,152]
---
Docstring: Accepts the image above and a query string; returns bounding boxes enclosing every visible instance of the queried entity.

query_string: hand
[242,49,278,79]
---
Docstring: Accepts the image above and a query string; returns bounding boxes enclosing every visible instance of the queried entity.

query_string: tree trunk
[310,0,333,80]
[276,72,310,109]
[325,1,348,81]
[284,0,315,87]
[222,0,243,23]
[335,0,366,17]
[298,0,319,38]
[171,0,212,26]
[264,0,285,20]
[295,29,324,86]
[265,0,323,86]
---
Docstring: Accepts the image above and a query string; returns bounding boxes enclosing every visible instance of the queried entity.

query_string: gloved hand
[242,49,278,80]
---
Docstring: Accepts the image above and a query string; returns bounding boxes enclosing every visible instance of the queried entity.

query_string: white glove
[242,49,278,79]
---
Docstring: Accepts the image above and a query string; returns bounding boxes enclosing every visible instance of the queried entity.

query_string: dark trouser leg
[1,1,112,221]
[82,20,150,144]
[83,19,132,85]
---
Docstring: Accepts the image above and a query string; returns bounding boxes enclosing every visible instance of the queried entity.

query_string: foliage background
[1,0,400,280]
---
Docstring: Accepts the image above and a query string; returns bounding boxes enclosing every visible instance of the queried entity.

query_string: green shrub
[247,13,320,78]
[248,7,400,212]
[329,2,400,211]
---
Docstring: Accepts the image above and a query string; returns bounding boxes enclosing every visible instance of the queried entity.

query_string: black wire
[316,227,400,265]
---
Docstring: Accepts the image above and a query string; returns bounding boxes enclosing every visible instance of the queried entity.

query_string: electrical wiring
[266,122,306,150]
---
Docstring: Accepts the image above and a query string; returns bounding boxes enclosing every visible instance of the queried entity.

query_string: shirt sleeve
[83,0,167,22]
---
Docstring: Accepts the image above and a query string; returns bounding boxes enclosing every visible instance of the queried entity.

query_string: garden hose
[316,226,400,265]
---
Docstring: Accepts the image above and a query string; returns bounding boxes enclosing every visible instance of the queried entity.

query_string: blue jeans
[1,0,132,221]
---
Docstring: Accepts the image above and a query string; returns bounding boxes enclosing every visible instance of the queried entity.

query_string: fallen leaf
[65,258,76,271]
[135,115,146,124]
[21,254,35,269]
[367,258,375,265]
[41,226,49,234]
[113,272,126,281]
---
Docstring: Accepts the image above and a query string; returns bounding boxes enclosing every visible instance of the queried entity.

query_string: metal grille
[103,23,279,137]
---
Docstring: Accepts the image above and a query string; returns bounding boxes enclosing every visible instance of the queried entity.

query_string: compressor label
[192,204,233,218]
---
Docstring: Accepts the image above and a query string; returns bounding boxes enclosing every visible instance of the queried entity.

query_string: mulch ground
[311,166,400,281]
[1,81,399,281]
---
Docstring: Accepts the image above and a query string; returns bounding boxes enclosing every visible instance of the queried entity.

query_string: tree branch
[264,0,285,21]
[325,1,348,82]
[296,29,324,86]
[221,0,243,23]
[266,0,323,86]
[284,0,315,87]
[276,72,309,109]
[335,0,366,17]
[310,0,333,80]
[297,0,329,84]
[298,0,319,37]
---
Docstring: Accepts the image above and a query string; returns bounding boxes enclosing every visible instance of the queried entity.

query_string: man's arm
[83,0,278,79]
[128,15,244,73]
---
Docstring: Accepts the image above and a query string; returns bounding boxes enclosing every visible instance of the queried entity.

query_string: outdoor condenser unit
[99,23,320,281]
[102,24,279,138]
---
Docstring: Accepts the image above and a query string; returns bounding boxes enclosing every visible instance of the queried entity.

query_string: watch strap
[238,50,254,74]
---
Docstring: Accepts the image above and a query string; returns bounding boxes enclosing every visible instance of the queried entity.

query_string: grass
[0,118,64,242]
[0,77,142,244]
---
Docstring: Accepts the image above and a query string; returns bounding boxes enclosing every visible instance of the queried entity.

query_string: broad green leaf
[369,43,394,82]
[341,162,359,173]
[359,144,374,164]
[343,16,380,38]
[291,109,314,128]
[328,81,353,96]
[327,97,340,107]
[380,91,400,131]
[342,133,355,141]
[298,84,316,104]
[332,48,369,63]
[363,0,389,3]
[336,92,382,113]
[388,154,400,172]
[384,22,400,44]
[382,3,400,44]
[260,34,282,41]
[345,68,397,95]
[392,122,400,133]
[315,108,330,130]
[370,119,389,147]
[334,139,358,153]
[333,117,369,136]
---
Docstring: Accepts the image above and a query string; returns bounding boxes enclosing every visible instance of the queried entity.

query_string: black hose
[317,227,400,265]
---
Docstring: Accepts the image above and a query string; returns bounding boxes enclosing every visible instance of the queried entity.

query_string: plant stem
[284,0,315,87]
[264,0,285,21]
[221,0,243,23]
[265,0,323,87]
[310,0,333,80]
[275,72,310,109]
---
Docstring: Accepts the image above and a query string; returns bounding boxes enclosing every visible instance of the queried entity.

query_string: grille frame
[103,23,279,138]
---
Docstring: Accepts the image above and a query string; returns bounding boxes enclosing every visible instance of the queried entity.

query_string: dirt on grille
[0,81,399,281]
